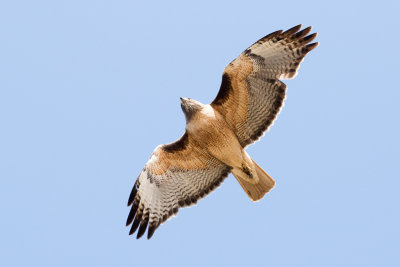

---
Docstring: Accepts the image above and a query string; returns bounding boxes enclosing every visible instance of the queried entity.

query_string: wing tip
[129,208,142,235]
[282,24,302,37]
[136,218,149,239]
[246,24,319,55]
[147,223,160,239]
[304,42,319,53]
[257,29,283,44]
[301,32,318,44]
[126,213,134,227]
[294,26,312,39]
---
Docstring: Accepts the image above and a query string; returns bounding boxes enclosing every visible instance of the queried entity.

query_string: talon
[241,165,253,178]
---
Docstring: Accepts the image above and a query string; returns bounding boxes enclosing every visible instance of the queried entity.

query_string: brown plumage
[127,25,318,239]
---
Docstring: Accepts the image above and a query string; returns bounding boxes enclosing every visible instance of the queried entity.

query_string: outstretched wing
[126,132,231,239]
[211,25,318,147]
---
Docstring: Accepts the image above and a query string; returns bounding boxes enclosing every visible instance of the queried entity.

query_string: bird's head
[180,97,203,122]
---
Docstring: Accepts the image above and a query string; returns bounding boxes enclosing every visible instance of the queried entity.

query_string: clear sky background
[1,0,399,266]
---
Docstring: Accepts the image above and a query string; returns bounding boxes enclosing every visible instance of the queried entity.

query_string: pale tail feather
[232,160,275,201]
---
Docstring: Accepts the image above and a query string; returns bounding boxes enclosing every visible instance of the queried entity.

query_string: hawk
[127,25,318,239]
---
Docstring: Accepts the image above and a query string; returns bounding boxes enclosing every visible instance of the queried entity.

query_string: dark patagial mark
[211,73,232,106]
[162,132,189,153]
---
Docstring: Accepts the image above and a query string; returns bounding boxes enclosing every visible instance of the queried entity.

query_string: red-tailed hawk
[127,25,318,239]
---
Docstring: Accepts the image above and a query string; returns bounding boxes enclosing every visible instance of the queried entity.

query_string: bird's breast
[186,107,241,159]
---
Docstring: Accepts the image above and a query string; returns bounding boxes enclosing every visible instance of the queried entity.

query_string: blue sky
[1,0,399,266]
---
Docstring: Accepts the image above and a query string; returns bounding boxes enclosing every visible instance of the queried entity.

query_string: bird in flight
[127,25,318,239]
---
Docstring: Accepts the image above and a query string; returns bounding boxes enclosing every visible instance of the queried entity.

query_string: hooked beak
[180,97,186,103]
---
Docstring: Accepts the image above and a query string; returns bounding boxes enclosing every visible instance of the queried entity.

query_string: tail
[232,160,275,201]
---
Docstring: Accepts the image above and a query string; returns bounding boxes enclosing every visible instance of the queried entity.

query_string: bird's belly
[190,122,243,168]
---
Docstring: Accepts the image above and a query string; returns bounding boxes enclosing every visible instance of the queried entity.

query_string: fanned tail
[232,160,275,201]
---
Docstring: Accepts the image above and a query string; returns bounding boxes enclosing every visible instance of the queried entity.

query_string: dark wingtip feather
[295,26,312,39]
[129,224,137,235]
[261,29,283,41]
[136,219,149,239]
[301,32,318,44]
[126,203,138,226]
[129,212,142,235]
[282,24,302,37]
[303,42,319,53]
[147,223,159,240]
[127,180,138,206]
[126,213,134,227]
[293,24,302,29]
[268,29,283,37]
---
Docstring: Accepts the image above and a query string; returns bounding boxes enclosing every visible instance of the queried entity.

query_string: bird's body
[127,25,318,239]
[183,100,263,187]
[184,103,246,174]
